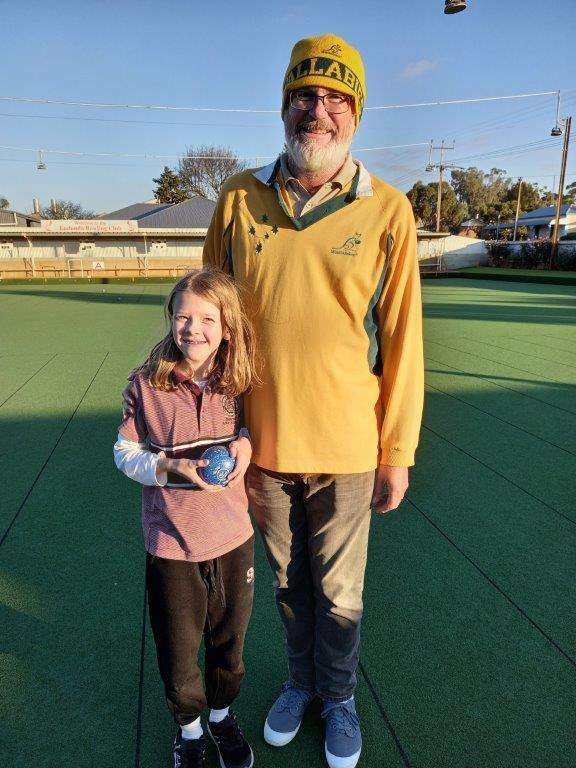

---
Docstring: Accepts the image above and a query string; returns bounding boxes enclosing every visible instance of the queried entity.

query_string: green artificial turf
[1,279,575,767]
[444,267,576,285]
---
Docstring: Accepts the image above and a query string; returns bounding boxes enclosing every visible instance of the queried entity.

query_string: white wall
[417,235,488,269]
[441,236,488,268]
[0,237,205,261]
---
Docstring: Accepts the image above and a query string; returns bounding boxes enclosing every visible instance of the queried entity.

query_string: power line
[366,90,559,112]
[0,110,279,129]
[387,137,571,187]
[0,92,571,132]
[451,138,564,166]
[0,90,559,114]
[0,141,431,161]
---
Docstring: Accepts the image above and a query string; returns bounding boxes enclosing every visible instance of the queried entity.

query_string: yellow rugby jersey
[203,159,424,473]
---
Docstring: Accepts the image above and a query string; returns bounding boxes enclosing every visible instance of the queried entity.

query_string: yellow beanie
[282,34,366,126]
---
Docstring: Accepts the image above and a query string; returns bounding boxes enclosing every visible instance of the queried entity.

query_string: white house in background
[483,204,576,240]
[516,204,576,239]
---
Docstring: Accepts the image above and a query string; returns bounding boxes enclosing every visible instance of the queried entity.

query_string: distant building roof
[101,196,216,228]
[136,197,216,229]
[102,202,172,220]
[519,204,573,220]
[0,209,40,227]
[515,204,576,228]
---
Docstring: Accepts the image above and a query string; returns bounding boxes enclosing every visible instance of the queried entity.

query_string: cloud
[401,59,438,79]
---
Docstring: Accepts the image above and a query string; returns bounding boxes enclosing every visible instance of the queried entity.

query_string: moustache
[295,120,335,136]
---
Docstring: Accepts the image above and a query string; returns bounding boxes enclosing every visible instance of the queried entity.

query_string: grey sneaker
[322,697,362,768]
[263,681,314,746]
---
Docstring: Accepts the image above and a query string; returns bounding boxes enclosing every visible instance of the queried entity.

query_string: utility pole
[551,115,572,268]
[513,178,523,241]
[436,140,445,233]
[426,140,455,232]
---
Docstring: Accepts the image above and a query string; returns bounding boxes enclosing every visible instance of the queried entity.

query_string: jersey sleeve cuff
[379,447,415,467]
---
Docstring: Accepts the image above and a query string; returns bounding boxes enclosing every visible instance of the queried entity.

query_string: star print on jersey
[247,214,279,254]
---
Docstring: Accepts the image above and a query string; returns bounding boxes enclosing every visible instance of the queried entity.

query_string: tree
[506,179,544,215]
[407,180,467,232]
[539,188,556,207]
[41,200,95,219]
[564,181,576,204]
[0,197,9,210]
[450,167,490,219]
[153,166,188,204]
[178,145,246,200]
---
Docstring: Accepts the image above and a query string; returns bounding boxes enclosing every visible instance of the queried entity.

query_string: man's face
[284,86,356,172]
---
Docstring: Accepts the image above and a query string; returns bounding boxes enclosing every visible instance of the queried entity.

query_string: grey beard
[284,126,352,173]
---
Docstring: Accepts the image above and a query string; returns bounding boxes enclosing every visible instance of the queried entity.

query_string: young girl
[114,269,258,768]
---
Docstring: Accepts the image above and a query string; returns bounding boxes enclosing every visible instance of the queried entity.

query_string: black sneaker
[173,730,207,768]
[207,711,254,768]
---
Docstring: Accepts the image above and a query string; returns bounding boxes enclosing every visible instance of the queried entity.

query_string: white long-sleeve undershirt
[113,435,167,486]
[113,427,251,487]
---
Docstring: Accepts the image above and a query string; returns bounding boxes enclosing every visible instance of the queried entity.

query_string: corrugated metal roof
[519,204,573,221]
[101,202,172,220]
[137,196,216,228]
[0,227,207,237]
[0,209,41,226]
[516,215,573,227]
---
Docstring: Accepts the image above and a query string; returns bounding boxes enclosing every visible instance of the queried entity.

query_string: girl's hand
[161,456,223,492]
[226,436,252,487]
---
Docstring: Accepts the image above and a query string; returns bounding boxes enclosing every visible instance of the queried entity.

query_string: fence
[0,238,204,279]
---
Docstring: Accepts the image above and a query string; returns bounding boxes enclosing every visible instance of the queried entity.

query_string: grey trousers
[247,464,375,702]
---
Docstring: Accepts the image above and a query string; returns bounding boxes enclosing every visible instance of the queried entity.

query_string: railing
[0,256,203,280]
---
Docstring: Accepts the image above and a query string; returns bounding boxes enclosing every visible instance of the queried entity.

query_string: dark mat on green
[424,359,576,454]
[137,532,407,768]
[1,280,574,767]
[422,386,575,517]
[360,504,575,768]
[0,356,145,767]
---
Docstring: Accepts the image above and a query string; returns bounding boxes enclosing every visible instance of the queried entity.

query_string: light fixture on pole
[444,0,467,13]
[36,150,47,171]
[551,92,563,136]
[550,114,572,267]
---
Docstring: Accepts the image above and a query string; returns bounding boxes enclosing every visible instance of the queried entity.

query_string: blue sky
[3,0,575,213]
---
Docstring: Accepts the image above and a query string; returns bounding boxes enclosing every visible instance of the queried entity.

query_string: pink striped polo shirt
[119,369,253,562]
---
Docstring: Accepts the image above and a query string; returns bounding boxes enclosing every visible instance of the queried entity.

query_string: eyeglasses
[289,90,351,115]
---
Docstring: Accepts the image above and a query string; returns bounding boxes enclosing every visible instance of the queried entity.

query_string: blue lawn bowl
[198,445,236,486]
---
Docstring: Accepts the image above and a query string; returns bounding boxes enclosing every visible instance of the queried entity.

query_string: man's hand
[371,465,409,515]
[157,454,223,492]
[226,436,252,487]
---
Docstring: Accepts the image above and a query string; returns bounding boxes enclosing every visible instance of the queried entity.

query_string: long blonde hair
[138,269,258,396]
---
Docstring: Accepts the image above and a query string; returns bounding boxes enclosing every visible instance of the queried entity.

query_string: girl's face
[171,291,228,373]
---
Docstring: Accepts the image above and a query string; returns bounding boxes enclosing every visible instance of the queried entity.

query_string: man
[203,33,424,768]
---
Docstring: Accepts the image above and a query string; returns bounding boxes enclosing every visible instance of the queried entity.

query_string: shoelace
[174,735,206,768]
[278,684,311,715]
[322,703,360,737]
[215,715,245,751]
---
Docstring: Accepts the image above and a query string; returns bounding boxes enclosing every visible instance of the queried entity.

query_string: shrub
[519,239,552,268]
[485,241,512,266]
[556,246,576,270]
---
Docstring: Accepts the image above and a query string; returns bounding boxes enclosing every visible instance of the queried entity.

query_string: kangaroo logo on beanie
[322,44,343,56]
